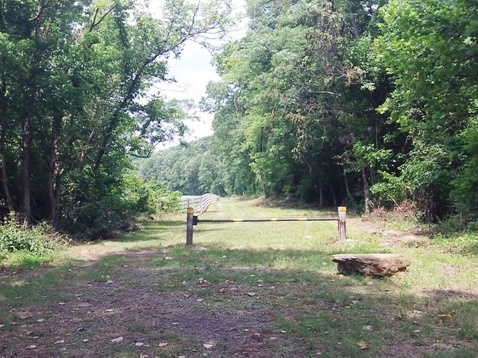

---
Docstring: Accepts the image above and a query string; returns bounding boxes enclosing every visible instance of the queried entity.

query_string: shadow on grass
[141,220,184,229]
[114,220,185,243]
[462,242,478,256]
[1,244,477,358]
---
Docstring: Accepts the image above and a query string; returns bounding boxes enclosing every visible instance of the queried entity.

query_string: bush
[61,170,182,241]
[0,217,61,254]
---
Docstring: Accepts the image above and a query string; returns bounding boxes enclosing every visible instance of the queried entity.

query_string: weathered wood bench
[332,254,411,278]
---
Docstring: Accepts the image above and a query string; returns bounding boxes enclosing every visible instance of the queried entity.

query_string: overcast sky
[158,43,220,142]
[152,1,247,147]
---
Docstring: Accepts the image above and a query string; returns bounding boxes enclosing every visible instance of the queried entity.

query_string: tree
[0,0,234,238]
[205,0,393,210]
[376,0,478,221]
[137,137,228,196]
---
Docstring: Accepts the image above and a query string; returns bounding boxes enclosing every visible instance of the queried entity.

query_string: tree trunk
[48,114,62,228]
[21,55,40,225]
[350,15,360,39]
[21,116,32,225]
[348,2,361,39]
[318,184,323,208]
[344,168,351,198]
[0,69,13,212]
[20,10,44,225]
[362,168,371,214]
[330,184,337,207]
[0,152,13,212]
[260,172,268,198]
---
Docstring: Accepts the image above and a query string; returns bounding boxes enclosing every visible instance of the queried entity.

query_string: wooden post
[338,206,346,242]
[186,207,194,246]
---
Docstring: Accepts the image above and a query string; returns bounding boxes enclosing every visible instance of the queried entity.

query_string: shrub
[0,217,61,254]
[61,170,181,240]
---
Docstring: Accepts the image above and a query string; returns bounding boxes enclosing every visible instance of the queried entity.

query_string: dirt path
[1,251,297,358]
[2,206,476,358]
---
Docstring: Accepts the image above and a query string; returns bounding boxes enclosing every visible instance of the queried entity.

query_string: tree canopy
[0,0,234,238]
[197,0,477,226]
[2,0,478,237]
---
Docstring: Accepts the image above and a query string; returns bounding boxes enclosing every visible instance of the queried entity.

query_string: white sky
[159,43,220,141]
[151,0,247,147]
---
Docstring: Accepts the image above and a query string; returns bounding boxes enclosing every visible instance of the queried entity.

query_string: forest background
[1,0,477,243]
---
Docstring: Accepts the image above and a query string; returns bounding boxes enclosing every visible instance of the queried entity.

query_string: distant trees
[195,0,478,225]
[0,0,233,239]
[202,0,394,211]
[138,137,228,196]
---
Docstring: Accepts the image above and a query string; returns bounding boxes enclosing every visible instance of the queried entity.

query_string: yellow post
[186,207,194,246]
[338,206,347,242]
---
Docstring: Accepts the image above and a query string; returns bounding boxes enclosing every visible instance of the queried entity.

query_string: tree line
[2,0,477,240]
[206,0,478,224]
[0,0,233,239]
[143,0,478,227]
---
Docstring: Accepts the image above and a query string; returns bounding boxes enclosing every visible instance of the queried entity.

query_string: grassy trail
[1,197,477,357]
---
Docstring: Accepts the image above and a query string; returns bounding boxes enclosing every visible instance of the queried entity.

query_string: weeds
[0,219,70,271]
[0,198,477,357]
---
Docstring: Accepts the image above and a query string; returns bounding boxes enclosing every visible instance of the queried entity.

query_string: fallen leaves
[110,336,124,343]
[203,341,216,349]
[435,313,455,324]
[357,340,369,350]
[197,277,208,285]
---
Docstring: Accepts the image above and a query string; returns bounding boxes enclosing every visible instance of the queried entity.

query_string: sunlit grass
[1,197,477,357]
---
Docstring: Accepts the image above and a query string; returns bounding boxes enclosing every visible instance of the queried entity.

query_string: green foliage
[0,217,61,254]
[197,0,478,228]
[451,128,478,218]
[376,0,478,220]
[151,182,181,214]
[0,0,234,238]
[62,169,180,240]
[205,0,408,211]
[138,137,228,196]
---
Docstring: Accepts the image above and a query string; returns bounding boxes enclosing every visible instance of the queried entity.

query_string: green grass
[0,197,477,357]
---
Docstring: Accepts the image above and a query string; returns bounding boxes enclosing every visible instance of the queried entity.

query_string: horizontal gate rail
[198,217,338,223]
[186,206,347,246]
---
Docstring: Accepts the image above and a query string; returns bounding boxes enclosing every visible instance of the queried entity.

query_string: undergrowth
[0,216,68,256]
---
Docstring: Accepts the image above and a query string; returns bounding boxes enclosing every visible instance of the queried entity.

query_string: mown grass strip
[0,197,477,357]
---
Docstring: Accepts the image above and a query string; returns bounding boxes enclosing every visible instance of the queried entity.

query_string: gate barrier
[185,206,347,246]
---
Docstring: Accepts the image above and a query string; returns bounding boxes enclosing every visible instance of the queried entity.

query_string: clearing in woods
[1,197,478,357]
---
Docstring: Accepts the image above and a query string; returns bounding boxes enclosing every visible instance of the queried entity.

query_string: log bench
[332,254,411,278]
